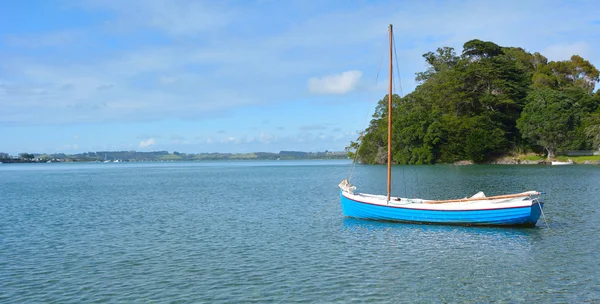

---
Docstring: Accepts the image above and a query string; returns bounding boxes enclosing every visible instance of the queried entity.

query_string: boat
[551,159,573,165]
[338,24,544,227]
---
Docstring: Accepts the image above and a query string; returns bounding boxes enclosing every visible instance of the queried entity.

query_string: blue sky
[1,0,599,155]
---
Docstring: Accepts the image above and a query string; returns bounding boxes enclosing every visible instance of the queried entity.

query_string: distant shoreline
[0,150,350,164]
[0,158,352,164]
[3,151,599,165]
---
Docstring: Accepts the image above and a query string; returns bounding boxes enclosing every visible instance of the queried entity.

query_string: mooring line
[314,199,339,217]
[538,196,550,230]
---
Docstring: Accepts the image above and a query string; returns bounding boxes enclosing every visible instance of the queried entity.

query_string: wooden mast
[387,24,393,202]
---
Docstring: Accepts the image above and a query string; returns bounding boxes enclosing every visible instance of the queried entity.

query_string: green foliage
[160,154,184,160]
[464,117,507,163]
[350,39,599,164]
[532,55,600,93]
[19,153,35,160]
[585,111,600,149]
[416,47,459,83]
[462,39,503,59]
[517,88,584,158]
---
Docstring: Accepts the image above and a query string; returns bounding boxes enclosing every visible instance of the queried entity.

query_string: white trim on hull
[341,191,541,211]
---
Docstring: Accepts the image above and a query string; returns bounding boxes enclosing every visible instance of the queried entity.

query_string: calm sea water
[1,161,599,303]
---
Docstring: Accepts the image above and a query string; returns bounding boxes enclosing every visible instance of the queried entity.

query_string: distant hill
[0,150,348,163]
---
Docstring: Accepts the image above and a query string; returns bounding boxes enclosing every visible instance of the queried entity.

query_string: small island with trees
[347,39,600,164]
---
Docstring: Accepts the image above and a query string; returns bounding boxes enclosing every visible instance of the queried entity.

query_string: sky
[1,0,599,155]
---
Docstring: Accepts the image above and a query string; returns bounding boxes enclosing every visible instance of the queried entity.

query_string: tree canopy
[350,39,600,164]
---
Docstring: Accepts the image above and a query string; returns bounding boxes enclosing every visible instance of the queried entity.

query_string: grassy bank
[515,154,600,164]
[554,155,600,163]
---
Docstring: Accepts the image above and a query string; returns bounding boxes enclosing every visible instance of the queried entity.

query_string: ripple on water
[0,162,599,302]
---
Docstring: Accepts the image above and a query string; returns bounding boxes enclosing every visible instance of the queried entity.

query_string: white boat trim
[341,190,540,211]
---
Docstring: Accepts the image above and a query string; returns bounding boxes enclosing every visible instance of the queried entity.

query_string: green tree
[349,38,598,164]
[355,94,402,164]
[19,153,35,160]
[517,88,583,158]
[462,39,503,59]
[532,55,599,93]
[584,111,600,150]
[416,47,459,83]
[391,94,440,164]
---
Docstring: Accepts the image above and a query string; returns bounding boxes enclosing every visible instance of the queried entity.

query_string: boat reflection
[341,217,544,252]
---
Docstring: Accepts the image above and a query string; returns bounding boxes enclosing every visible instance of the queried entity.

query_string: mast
[387,24,393,202]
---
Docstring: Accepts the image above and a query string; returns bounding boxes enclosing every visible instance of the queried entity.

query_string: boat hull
[340,191,543,227]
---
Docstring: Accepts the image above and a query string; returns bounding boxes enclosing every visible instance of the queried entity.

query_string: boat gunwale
[341,191,542,212]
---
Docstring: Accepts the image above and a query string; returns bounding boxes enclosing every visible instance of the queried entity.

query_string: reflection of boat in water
[341,217,539,249]
[551,159,573,165]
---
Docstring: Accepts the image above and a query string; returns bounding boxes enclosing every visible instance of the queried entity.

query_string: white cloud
[139,138,156,148]
[82,0,234,37]
[308,70,363,95]
[221,137,236,144]
[159,75,178,85]
[259,132,276,144]
[542,42,592,61]
[2,0,600,129]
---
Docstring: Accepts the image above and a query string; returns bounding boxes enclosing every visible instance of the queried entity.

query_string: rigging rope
[392,31,404,98]
[347,32,387,182]
[391,28,410,197]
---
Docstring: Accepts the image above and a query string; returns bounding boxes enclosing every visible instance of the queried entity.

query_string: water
[1,161,599,303]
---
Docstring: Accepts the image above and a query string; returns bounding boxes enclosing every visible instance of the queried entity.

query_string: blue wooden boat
[339,25,544,227]
[339,183,543,227]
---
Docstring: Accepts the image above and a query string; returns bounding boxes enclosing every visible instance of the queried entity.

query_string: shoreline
[456,157,600,165]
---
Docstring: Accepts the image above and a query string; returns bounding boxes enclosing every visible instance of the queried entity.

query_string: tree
[462,39,502,60]
[416,47,459,83]
[349,38,598,164]
[585,112,600,150]
[517,88,583,158]
[355,94,402,164]
[463,117,507,163]
[19,153,35,160]
[532,55,599,93]
[391,94,440,164]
